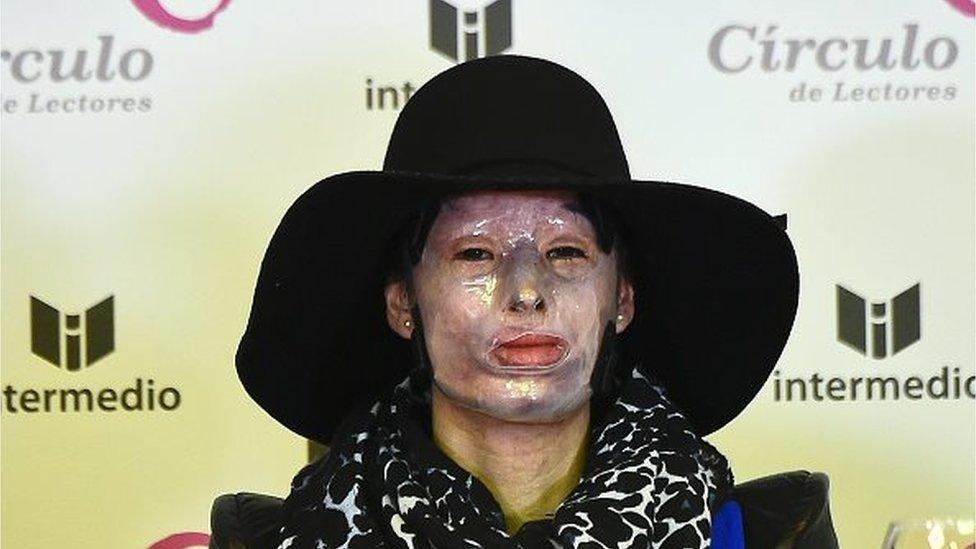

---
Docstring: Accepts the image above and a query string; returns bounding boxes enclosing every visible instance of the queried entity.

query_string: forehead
[433,189,594,236]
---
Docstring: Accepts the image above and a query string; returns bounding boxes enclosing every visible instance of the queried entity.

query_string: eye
[455,247,494,261]
[546,246,588,260]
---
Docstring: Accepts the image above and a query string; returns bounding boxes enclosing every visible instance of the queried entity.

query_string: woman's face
[386,189,634,423]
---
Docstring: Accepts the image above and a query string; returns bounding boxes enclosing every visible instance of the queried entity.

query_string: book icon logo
[836,284,920,359]
[30,295,115,371]
[430,0,512,62]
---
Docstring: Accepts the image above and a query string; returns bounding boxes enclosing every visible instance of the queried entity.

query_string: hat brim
[236,170,799,443]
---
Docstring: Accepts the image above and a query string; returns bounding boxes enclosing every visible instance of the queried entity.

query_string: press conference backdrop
[1,1,973,547]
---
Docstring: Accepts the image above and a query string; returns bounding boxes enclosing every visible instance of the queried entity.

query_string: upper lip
[491,330,568,349]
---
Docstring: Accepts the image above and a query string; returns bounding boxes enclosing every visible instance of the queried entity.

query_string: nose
[500,246,548,316]
[509,286,546,314]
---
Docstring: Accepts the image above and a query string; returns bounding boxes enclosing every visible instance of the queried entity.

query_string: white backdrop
[2,1,973,547]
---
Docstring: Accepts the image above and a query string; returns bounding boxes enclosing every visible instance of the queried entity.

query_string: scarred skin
[384,189,635,533]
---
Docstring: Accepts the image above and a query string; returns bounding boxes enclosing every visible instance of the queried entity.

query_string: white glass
[882,518,975,549]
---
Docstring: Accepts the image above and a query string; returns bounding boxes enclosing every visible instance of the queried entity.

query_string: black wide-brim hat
[237,55,799,444]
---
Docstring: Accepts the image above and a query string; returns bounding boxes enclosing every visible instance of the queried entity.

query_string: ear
[614,275,635,334]
[385,279,415,340]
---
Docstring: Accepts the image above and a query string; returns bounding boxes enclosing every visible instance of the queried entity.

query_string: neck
[431,386,590,534]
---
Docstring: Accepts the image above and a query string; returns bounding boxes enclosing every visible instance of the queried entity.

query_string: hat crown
[383,55,631,179]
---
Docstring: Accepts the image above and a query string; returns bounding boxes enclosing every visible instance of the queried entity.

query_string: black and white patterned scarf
[276,366,733,548]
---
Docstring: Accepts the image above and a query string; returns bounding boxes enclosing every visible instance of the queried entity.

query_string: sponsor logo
[1,36,152,83]
[836,283,920,359]
[429,0,512,62]
[944,0,975,17]
[771,367,974,402]
[1,294,183,415]
[1,35,154,115]
[31,295,114,370]
[3,378,181,413]
[708,24,961,103]
[132,0,233,34]
[148,532,210,549]
[364,0,514,111]
[365,78,418,111]
[771,281,974,402]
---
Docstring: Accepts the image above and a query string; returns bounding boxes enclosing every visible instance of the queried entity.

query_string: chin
[438,378,592,424]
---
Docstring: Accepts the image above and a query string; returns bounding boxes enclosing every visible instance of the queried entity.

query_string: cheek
[416,273,496,357]
[556,274,617,333]
[424,274,496,323]
[461,273,499,309]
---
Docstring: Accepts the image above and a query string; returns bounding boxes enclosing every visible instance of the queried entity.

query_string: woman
[235,55,802,547]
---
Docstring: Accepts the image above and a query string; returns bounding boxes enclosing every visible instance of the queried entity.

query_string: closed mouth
[489,333,569,370]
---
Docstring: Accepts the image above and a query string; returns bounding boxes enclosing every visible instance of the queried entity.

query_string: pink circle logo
[132,0,233,33]
[148,532,210,549]
[944,0,975,16]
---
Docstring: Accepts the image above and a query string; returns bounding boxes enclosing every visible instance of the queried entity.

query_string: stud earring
[616,314,624,322]
[404,319,413,328]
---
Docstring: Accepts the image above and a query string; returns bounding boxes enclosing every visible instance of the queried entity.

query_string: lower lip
[490,344,566,367]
